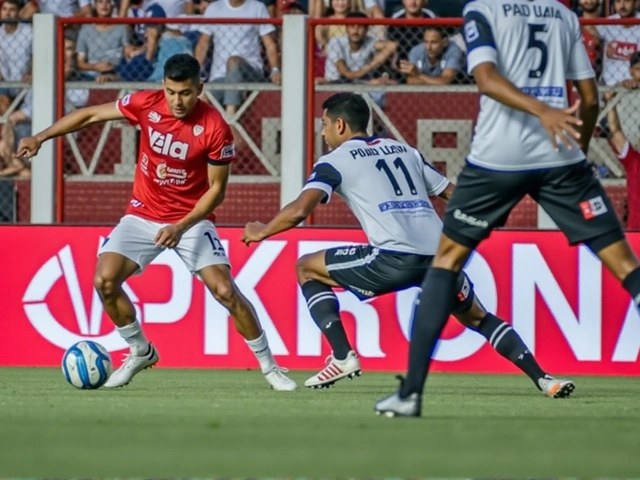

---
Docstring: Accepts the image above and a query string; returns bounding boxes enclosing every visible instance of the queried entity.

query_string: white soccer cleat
[103,344,159,388]
[264,366,298,391]
[539,375,575,399]
[304,350,361,389]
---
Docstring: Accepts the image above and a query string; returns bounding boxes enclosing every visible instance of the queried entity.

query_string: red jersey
[582,29,600,69]
[614,141,640,230]
[115,90,236,223]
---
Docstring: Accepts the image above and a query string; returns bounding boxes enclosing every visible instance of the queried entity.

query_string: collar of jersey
[351,135,381,144]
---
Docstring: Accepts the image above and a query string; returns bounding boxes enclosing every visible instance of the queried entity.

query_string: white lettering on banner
[204,240,288,355]
[296,241,385,358]
[396,251,495,361]
[143,249,193,324]
[512,244,602,361]
[612,302,640,361]
[22,244,129,351]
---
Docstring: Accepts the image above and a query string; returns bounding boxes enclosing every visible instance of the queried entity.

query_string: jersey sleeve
[301,160,343,204]
[462,2,497,75]
[207,118,236,165]
[416,150,448,196]
[566,14,596,81]
[115,91,152,126]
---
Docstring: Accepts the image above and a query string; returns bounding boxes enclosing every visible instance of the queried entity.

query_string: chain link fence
[48,16,283,224]
[306,16,638,228]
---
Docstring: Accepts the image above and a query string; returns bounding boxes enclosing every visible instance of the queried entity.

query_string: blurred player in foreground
[18,54,297,391]
[242,92,573,398]
[375,0,640,417]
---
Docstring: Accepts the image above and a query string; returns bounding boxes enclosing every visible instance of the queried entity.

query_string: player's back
[308,137,448,256]
[464,0,595,170]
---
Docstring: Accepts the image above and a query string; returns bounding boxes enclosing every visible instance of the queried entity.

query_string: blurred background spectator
[20,0,92,18]
[399,26,462,85]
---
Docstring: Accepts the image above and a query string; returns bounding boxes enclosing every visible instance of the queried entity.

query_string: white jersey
[463,0,595,171]
[303,137,449,256]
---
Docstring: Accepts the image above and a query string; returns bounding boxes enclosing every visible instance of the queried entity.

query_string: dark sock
[623,267,640,308]
[401,268,458,398]
[301,280,352,360]
[475,313,546,388]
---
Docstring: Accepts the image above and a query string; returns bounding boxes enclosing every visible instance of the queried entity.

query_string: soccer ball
[61,341,113,389]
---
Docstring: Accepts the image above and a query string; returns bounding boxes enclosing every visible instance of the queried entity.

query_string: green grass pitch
[1,368,639,477]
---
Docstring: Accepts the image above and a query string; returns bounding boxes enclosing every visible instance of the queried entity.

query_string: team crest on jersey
[193,125,204,137]
[148,111,161,123]
[121,94,131,106]
[221,144,235,159]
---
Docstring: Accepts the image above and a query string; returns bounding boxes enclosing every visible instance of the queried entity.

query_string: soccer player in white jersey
[375,0,640,417]
[242,92,573,397]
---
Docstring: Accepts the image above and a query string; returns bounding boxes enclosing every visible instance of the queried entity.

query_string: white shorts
[99,215,230,274]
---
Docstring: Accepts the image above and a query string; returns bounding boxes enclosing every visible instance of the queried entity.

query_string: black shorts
[443,160,625,251]
[325,245,475,314]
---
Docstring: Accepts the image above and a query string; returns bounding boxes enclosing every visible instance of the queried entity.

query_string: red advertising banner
[1,226,639,375]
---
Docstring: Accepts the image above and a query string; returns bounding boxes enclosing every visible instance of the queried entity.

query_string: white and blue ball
[61,341,113,389]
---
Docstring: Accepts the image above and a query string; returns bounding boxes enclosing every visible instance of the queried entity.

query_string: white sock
[117,321,150,356]
[245,331,277,374]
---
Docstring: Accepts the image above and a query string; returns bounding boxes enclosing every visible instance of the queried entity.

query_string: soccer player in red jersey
[18,54,297,391]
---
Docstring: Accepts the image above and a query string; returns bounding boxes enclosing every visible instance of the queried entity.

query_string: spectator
[579,0,603,72]
[388,0,436,62]
[20,0,92,18]
[323,11,397,84]
[194,0,281,117]
[310,0,382,19]
[147,23,193,82]
[0,0,32,117]
[119,1,194,69]
[604,83,640,229]
[0,35,88,178]
[399,26,462,85]
[76,0,131,83]
[280,0,305,14]
[593,0,640,86]
[316,0,366,53]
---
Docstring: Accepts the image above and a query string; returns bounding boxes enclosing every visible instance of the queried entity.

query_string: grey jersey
[303,137,449,255]
[463,0,595,171]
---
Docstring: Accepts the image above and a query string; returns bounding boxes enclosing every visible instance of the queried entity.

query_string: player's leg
[179,221,297,391]
[376,163,529,417]
[97,216,163,388]
[534,161,640,311]
[297,247,370,388]
[451,276,574,398]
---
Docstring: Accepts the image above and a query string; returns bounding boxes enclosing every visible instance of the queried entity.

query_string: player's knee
[295,255,314,284]
[211,280,238,306]
[93,273,120,298]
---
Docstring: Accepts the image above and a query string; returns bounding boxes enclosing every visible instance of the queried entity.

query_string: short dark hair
[322,92,370,133]
[631,51,640,67]
[424,26,446,38]
[3,0,21,9]
[164,54,201,85]
[346,11,368,19]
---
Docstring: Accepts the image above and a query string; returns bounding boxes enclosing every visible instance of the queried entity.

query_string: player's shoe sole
[106,360,159,389]
[546,380,575,399]
[103,345,159,388]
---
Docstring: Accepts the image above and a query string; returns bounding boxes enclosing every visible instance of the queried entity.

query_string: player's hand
[242,221,267,246]
[16,136,42,160]
[539,100,583,152]
[154,224,184,249]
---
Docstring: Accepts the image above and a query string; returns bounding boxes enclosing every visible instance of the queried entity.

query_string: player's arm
[437,182,455,201]
[242,189,326,245]
[242,161,342,245]
[573,77,600,155]
[172,164,231,237]
[17,102,126,160]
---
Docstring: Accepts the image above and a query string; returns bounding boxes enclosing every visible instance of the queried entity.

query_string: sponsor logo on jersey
[220,143,235,159]
[464,20,480,43]
[580,196,608,220]
[193,125,204,137]
[148,127,189,160]
[121,94,131,106]
[130,198,144,208]
[148,111,162,123]
[155,162,188,186]
[607,41,638,61]
[453,209,489,228]
[378,199,434,213]
[140,153,149,176]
